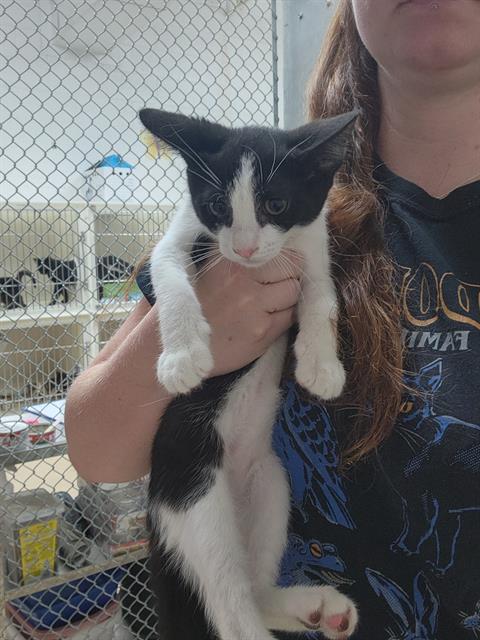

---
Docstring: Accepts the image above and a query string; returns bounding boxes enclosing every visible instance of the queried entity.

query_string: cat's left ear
[288,110,359,173]
[139,108,230,159]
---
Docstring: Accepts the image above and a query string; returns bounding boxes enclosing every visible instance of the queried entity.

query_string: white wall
[0,0,274,206]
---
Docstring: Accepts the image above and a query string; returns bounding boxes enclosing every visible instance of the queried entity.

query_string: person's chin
[393,31,480,78]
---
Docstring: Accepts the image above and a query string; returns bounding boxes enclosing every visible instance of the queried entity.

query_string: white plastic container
[0,416,29,451]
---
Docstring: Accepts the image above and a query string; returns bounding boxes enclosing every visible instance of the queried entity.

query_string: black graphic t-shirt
[136,162,480,639]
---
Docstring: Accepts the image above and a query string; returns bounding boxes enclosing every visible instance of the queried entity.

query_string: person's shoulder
[136,262,156,306]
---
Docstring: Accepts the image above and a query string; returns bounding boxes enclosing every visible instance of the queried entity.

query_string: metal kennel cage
[0,0,334,637]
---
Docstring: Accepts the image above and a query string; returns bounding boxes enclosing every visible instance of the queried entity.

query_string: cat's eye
[208,196,227,217]
[265,198,288,216]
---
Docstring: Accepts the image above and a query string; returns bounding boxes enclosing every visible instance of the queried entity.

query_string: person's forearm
[65,304,171,483]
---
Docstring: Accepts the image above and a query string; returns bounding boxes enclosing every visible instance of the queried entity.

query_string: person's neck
[377,72,480,198]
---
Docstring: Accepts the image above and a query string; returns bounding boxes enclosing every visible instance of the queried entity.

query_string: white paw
[292,586,358,639]
[156,342,214,395]
[295,337,345,400]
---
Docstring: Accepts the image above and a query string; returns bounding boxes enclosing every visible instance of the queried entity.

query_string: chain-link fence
[0,1,277,637]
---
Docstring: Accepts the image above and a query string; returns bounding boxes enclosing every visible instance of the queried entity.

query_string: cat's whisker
[185,250,222,270]
[279,252,317,291]
[174,143,220,186]
[184,254,222,271]
[272,254,306,303]
[183,241,218,247]
[161,124,221,186]
[187,168,223,191]
[139,395,176,408]
[273,253,298,283]
[272,252,297,280]
[266,134,315,184]
[192,254,224,281]
[184,247,222,261]
[187,247,221,257]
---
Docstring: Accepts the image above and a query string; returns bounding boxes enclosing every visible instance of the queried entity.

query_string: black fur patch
[139,108,358,235]
[148,366,252,512]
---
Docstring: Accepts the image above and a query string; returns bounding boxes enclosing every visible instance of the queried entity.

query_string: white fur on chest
[218,337,286,494]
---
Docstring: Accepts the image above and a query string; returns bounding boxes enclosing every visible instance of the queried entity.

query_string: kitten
[36,255,133,303]
[0,270,36,309]
[97,254,133,299]
[36,256,77,305]
[139,108,359,640]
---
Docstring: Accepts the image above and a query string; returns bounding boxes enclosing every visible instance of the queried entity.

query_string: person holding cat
[66,0,480,638]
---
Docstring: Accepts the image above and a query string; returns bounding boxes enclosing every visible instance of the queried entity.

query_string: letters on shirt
[400,262,479,351]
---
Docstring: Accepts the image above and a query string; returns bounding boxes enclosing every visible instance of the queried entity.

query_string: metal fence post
[276,0,338,128]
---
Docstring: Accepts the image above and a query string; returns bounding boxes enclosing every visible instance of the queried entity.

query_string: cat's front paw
[156,343,214,395]
[291,586,358,639]
[295,337,345,400]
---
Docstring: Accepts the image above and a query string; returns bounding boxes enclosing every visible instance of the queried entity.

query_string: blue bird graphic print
[278,533,354,589]
[365,569,440,640]
[460,600,480,637]
[273,379,355,529]
[389,358,480,575]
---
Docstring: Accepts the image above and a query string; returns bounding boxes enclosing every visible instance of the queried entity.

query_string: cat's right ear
[139,109,230,160]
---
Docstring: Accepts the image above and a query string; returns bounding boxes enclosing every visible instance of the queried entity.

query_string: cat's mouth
[227,251,275,269]
[233,255,267,267]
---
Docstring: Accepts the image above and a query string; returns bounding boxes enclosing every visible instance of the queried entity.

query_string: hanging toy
[140,130,172,160]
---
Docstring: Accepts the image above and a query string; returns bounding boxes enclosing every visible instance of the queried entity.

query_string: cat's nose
[233,245,258,259]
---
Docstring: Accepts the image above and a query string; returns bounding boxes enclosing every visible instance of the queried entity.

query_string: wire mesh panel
[0,0,277,637]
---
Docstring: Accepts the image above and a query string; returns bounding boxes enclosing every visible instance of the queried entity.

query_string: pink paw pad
[326,612,350,632]
[308,611,322,626]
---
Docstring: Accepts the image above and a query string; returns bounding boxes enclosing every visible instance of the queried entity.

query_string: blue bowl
[11,567,126,630]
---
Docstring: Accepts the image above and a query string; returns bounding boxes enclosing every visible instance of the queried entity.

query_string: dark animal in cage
[36,256,78,305]
[36,254,133,304]
[97,254,133,299]
[44,366,81,396]
[0,270,36,309]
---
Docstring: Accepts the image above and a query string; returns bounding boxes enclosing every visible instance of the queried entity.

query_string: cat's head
[139,109,358,267]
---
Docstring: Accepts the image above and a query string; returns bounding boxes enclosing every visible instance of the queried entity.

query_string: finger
[252,251,304,284]
[267,306,296,340]
[262,278,301,312]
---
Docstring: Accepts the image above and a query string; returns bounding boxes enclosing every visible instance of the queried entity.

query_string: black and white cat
[0,270,36,309]
[36,255,133,303]
[139,108,359,640]
[97,255,133,299]
[36,256,77,305]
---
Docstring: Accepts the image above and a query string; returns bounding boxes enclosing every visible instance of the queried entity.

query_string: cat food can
[0,489,64,587]
[0,417,29,450]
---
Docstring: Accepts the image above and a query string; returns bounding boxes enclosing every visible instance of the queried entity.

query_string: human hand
[195,252,303,377]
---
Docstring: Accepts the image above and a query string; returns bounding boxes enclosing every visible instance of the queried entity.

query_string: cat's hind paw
[294,586,358,639]
[156,344,214,395]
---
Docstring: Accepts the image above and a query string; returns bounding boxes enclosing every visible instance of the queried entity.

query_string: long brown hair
[308,0,404,464]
